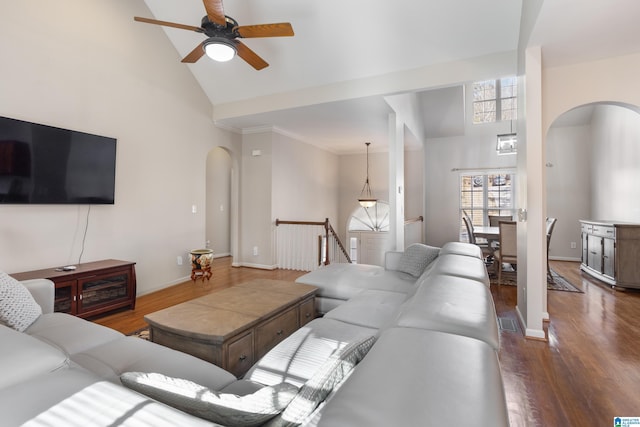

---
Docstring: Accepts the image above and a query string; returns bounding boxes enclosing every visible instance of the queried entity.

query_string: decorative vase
[190,249,213,270]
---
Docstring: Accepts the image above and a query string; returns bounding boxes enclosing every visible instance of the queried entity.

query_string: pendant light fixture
[497,120,517,155]
[358,142,377,208]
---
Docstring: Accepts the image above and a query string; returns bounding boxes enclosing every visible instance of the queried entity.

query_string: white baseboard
[233,262,277,270]
[138,275,191,296]
[549,256,581,262]
[213,252,231,259]
[516,305,547,340]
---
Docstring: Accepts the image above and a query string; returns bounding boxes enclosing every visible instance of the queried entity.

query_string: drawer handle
[239,355,247,361]
[305,312,311,318]
[276,329,284,336]
[590,251,597,255]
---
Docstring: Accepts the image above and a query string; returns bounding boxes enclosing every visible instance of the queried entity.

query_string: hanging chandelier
[358,142,377,208]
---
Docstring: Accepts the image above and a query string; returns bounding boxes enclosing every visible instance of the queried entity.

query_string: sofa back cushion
[0,324,69,389]
[396,244,440,278]
[0,271,42,332]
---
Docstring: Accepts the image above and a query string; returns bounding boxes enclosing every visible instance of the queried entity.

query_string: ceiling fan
[134,0,294,70]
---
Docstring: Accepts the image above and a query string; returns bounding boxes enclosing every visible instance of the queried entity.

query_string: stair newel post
[324,218,330,265]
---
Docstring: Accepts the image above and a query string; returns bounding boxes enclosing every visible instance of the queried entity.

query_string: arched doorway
[206,147,232,259]
[545,102,640,264]
[347,202,391,266]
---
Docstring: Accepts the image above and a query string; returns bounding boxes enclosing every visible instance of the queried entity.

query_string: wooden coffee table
[144,279,317,378]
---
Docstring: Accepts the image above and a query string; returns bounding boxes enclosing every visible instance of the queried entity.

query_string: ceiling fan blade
[134,16,202,33]
[234,41,269,70]
[202,0,227,27]
[235,23,294,38]
[181,42,206,63]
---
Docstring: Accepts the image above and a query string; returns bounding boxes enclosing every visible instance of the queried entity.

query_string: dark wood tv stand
[12,259,137,319]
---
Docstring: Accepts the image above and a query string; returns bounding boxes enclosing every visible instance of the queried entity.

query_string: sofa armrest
[384,251,403,271]
[21,279,55,314]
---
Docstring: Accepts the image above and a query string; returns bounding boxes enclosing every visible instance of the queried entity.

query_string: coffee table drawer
[255,307,298,360]
[299,297,315,326]
[227,332,254,378]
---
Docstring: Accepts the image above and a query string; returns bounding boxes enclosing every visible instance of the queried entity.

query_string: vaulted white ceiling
[139,0,640,153]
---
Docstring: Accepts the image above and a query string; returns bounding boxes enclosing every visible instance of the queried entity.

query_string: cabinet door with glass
[77,269,133,317]
[53,280,77,314]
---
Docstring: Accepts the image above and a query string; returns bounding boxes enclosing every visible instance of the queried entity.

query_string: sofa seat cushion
[295,263,415,302]
[430,253,490,286]
[314,328,509,427]
[121,372,298,427]
[0,324,69,389]
[72,336,237,390]
[324,290,408,329]
[439,241,483,259]
[0,271,42,332]
[244,318,377,388]
[394,275,500,350]
[0,367,218,427]
[25,312,123,355]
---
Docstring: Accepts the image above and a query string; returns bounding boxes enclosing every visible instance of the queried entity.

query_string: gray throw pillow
[397,244,440,277]
[120,372,299,427]
[0,271,42,332]
[266,335,376,427]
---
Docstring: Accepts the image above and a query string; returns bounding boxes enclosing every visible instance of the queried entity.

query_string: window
[473,77,518,124]
[459,172,516,241]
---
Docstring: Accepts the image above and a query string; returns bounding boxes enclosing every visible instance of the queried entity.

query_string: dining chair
[463,216,492,261]
[494,221,517,286]
[489,215,513,227]
[546,217,558,279]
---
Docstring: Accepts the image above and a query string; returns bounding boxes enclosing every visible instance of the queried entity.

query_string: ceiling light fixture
[358,142,377,208]
[203,37,236,62]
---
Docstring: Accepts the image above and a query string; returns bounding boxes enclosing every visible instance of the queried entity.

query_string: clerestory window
[473,77,518,124]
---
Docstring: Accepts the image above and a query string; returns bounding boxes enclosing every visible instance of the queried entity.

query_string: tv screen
[0,116,116,204]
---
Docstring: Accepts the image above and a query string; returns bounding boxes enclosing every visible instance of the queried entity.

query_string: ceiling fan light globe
[204,39,236,62]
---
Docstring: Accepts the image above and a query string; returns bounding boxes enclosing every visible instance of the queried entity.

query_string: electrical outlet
[177,255,183,266]
[570,242,577,249]
[253,246,259,256]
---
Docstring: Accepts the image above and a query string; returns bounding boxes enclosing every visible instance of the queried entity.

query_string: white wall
[590,105,640,221]
[0,1,238,295]
[424,127,517,247]
[206,147,232,257]
[239,132,273,267]
[545,124,592,260]
[237,130,340,268]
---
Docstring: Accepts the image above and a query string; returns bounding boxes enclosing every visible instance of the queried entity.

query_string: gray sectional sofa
[0,241,509,426]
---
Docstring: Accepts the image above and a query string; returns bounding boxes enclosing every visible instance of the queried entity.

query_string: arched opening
[347,202,391,266]
[206,147,233,260]
[545,102,640,265]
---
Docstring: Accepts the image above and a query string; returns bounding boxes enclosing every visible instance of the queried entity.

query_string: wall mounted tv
[0,116,116,204]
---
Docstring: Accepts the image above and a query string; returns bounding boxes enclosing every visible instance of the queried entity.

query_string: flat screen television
[0,116,116,204]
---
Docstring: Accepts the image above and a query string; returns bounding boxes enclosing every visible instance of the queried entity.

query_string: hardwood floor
[495,260,640,426]
[96,257,640,426]
[94,257,305,334]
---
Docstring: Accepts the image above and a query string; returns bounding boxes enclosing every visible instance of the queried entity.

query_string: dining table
[473,226,500,258]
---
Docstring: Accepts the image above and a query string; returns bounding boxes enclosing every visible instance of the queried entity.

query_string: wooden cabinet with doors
[580,220,640,289]
[12,259,136,318]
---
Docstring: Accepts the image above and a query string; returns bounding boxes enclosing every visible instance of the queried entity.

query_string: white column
[388,113,405,251]
[518,46,546,339]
